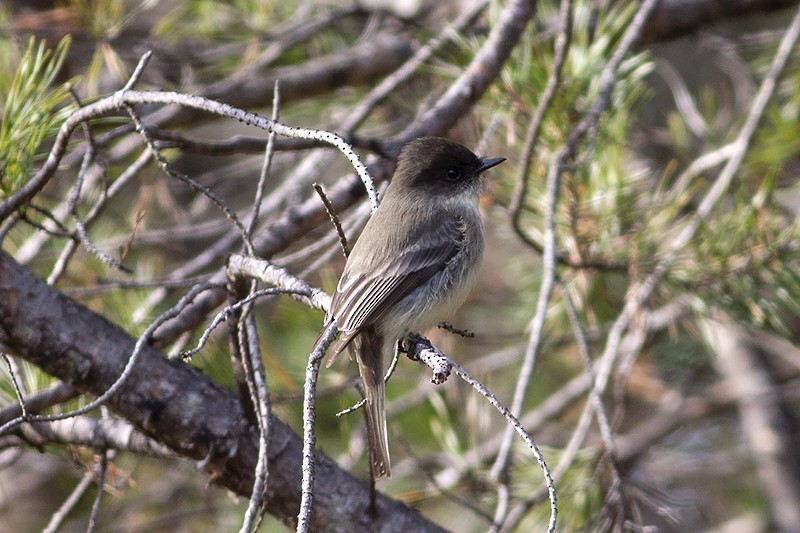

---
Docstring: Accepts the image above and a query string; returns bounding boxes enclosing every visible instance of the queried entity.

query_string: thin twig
[436,322,475,338]
[86,450,109,533]
[247,81,280,237]
[277,201,364,266]
[1,353,28,419]
[180,287,299,361]
[124,103,256,256]
[297,322,338,533]
[559,276,618,456]
[451,361,557,533]
[121,50,152,91]
[509,0,573,251]
[47,150,151,285]
[42,471,95,533]
[313,183,349,258]
[404,336,557,532]
[239,309,272,533]
[0,382,77,426]
[18,204,72,236]
[63,87,129,276]
[297,197,376,278]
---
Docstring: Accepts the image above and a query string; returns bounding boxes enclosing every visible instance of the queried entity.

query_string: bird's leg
[400,333,429,361]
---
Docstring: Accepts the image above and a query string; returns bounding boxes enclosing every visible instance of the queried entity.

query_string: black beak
[477,157,506,174]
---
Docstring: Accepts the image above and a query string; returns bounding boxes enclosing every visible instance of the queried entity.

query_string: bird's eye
[446,169,461,181]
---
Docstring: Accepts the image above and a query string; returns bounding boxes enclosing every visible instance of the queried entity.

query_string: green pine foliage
[0,37,74,199]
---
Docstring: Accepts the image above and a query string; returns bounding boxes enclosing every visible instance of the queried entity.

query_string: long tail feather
[353,328,391,478]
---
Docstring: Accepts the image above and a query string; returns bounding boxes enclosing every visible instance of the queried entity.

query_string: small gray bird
[320,136,505,478]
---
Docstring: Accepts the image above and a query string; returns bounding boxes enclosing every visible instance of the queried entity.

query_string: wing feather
[330,216,464,343]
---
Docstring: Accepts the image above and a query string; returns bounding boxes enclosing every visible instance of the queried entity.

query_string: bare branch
[298,323,337,533]
[0,381,77,426]
[702,317,800,530]
[398,0,537,143]
[42,471,95,533]
[313,183,350,258]
[15,416,174,456]
[226,254,331,312]
[405,335,558,533]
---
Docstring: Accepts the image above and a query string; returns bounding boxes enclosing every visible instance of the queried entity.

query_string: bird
[318,136,505,478]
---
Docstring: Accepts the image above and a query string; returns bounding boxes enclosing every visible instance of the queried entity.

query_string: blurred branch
[42,469,96,533]
[396,0,537,146]
[591,0,800,435]
[643,0,800,43]
[10,416,173,456]
[703,317,800,530]
[615,384,733,465]
[0,381,77,426]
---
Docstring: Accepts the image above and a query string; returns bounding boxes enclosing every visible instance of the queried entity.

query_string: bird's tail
[352,329,391,478]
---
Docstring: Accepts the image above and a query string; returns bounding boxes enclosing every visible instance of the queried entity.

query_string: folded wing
[328,216,464,359]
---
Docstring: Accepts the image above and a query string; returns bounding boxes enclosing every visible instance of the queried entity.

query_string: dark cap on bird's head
[391,137,506,193]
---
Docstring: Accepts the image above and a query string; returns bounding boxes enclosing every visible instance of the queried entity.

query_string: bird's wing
[328,216,464,354]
